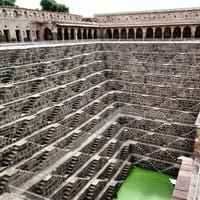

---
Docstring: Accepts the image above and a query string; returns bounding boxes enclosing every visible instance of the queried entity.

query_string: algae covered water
[116,167,174,200]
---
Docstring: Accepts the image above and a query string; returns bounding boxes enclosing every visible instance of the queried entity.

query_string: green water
[116,167,174,200]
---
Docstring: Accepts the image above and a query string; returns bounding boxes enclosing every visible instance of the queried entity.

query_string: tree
[0,0,16,6]
[40,0,69,13]
[56,3,68,12]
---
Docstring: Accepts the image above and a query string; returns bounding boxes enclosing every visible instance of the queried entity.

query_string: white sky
[16,0,200,17]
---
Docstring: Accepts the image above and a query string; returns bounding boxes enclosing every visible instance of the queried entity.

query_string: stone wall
[95,8,200,26]
[0,6,81,22]
[0,42,199,199]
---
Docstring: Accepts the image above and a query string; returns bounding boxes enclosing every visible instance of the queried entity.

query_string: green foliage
[56,3,69,12]
[40,0,69,13]
[0,0,16,6]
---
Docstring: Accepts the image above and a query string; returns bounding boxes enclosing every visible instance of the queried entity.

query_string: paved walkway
[1,40,200,50]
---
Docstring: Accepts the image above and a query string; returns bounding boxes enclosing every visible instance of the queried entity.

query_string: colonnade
[44,27,99,41]
[104,25,200,39]
[2,25,200,43]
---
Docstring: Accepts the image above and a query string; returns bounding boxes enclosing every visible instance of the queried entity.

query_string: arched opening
[64,28,69,40]
[33,12,37,18]
[3,30,10,42]
[128,29,134,39]
[88,29,92,39]
[146,27,153,39]
[183,26,191,38]
[16,30,22,42]
[94,29,97,39]
[2,9,7,17]
[106,29,112,39]
[57,28,62,40]
[70,29,75,40]
[121,29,127,39]
[36,30,40,41]
[83,29,87,39]
[26,30,31,41]
[173,27,181,38]
[44,28,53,40]
[164,27,171,38]
[24,11,28,18]
[13,10,19,18]
[195,26,200,38]
[155,27,162,38]
[136,28,143,39]
[113,29,119,39]
[77,29,82,40]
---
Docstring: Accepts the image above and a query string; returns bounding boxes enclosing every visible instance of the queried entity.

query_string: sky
[16,0,200,17]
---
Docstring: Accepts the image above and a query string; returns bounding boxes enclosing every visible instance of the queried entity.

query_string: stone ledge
[172,158,194,200]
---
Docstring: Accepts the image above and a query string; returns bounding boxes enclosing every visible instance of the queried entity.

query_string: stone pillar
[191,26,196,38]
[17,29,24,42]
[142,27,146,39]
[38,29,42,41]
[81,29,83,40]
[180,27,184,39]
[133,28,136,39]
[75,28,78,40]
[10,29,16,42]
[68,28,71,40]
[91,29,94,39]
[126,28,129,39]
[152,27,155,39]
[21,32,25,42]
[62,28,64,40]
[161,27,165,39]
[171,27,174,39]
[30,31,34,42]
[52,26,57,40]
[103,29,107,38]
[118,28,121,39]
[111,28,114,39]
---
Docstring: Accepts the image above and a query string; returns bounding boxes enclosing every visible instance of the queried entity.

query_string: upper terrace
[1,6,200,43]
[0,6,81,22]
[1,6,200,27]
[95,7,200,26]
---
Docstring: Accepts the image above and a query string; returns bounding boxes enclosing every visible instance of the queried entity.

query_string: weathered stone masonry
[1,6,200,42]
[0,41,199,199]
